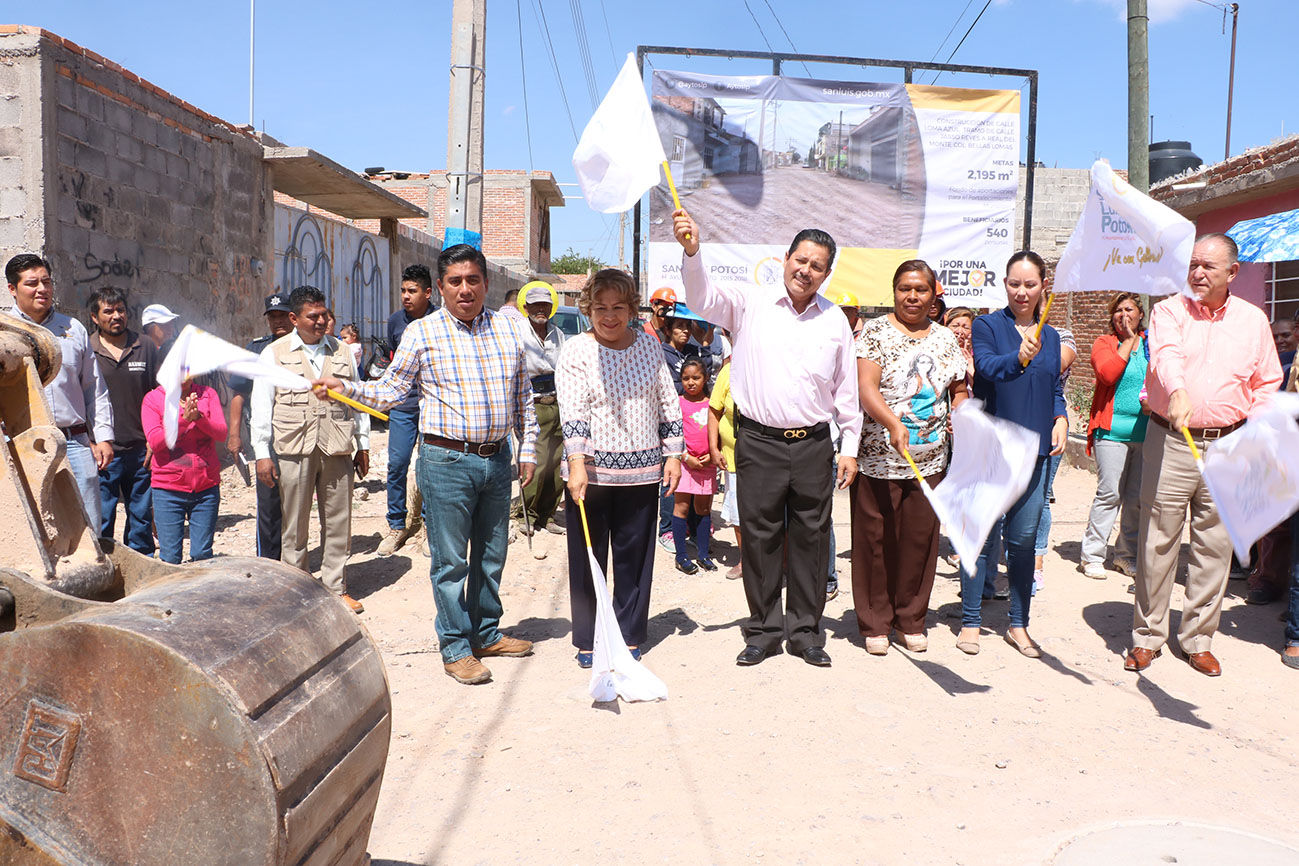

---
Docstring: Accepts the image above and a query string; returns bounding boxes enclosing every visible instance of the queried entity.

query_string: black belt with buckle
[736,412,829,442]
[1150,413,1243,441]
[422,433,506,456]
[60,423,89,439]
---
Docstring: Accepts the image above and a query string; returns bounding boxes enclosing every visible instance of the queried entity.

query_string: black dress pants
[256,472,282,561]
[565,483,658,650]
[735,422,834,654]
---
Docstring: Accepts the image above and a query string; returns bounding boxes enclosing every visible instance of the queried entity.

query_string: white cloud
[502,105,517,116]
[1085,0,1211,24]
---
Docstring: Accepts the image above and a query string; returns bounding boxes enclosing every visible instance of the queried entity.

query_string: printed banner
[1053,159,1195,296]
[646,72,1020,308]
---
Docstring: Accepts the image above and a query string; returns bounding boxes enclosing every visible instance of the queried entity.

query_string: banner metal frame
[632,46,1039,293]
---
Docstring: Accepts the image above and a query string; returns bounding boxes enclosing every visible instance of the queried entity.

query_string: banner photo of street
[646,70,1020,307]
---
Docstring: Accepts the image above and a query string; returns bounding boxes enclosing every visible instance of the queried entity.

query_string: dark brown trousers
[850,472,943,637]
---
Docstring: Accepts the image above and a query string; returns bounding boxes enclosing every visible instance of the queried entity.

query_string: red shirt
[142,384,227,493]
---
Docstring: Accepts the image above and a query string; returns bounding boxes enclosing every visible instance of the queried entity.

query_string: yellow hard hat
[830,289,860,308]
[517,280,559,317]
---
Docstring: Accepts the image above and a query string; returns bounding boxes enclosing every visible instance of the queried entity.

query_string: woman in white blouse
[556,269,684,669]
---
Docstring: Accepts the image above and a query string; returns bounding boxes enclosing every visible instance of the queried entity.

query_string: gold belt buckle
[783,428,808,440]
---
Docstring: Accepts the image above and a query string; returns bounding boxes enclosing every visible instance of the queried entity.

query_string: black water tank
[1149,141,1203,184]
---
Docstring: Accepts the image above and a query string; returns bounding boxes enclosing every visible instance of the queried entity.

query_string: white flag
[921,400,1039,577]
[1200,392,1299,565]
[586,549,667,703]
[157,325,310,448]
[572,52,667,214]
[1053,159,1196,297]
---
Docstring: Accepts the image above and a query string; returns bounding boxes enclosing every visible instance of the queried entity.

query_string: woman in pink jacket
[141,378,227,563]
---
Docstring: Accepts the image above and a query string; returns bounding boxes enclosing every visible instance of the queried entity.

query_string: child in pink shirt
[673,359,717,573]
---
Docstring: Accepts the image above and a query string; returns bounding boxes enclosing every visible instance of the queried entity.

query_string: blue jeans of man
[153,486,220,564]
[386,406,421,531]
[417,440,513,664]
[99,444,154,555]
[66,433,102,532]
[1286,510,1299,648]
[962,455,1049,629]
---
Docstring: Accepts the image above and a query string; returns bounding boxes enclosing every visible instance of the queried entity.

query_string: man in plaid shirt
[316,244,539,685]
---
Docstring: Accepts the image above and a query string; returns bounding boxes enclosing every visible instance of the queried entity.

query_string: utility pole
[618,212,626,269]
[1224,3,1239,160]
[248,0,255,128]
[1127,0,1149,192]
[445,0,486,243]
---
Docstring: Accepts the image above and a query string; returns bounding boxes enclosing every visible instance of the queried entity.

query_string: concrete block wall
[0,30,48,256]
[0,26,272,343]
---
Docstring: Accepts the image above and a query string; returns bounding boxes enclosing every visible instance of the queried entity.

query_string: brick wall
[0,27,273,341]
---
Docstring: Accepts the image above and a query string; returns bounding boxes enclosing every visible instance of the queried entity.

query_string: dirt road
[209,433,1299,865]
[647,164,925,248]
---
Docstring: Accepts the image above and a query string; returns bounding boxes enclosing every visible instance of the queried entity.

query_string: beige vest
[269,334,357,456]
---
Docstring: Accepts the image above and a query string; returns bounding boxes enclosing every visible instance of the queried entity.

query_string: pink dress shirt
[1145,293,1282,428]
[680,250,862,456]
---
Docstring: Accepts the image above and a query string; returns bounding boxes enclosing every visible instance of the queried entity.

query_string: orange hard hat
[650,287,678,305]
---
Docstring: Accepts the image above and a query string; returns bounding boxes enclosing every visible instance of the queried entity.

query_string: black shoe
[799,646,832,667]
[735,645,769,666]
[992,588,1010,600]
[697,558,718,572]
[1246,588,1281,605]
[675,558,699,575]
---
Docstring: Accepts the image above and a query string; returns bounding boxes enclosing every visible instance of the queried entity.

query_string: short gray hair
[1194,232,1239,263]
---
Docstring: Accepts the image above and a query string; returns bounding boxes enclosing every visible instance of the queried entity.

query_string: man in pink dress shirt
[673,208,861,669]
[1125,233,1282,677]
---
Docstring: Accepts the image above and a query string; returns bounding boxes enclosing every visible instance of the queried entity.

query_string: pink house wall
[1194,187,1299,313]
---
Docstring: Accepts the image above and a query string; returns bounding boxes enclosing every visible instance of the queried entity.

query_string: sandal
[901,633,928,652]
[865,636,889,656]
[1004,630,1041,658]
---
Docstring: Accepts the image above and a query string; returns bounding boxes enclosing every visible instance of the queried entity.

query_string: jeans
[99,444,154,555]
[1081,437,1142,564]
[1034,453,1063,557]
[385,407,420,531]
[1286,510,1299,648]
[962,455,1049,629]
[153,485,220,564]
[66,434,102,532]
[417,440,513,663]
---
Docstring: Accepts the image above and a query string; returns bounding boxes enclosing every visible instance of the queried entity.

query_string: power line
[597,0,619,71]
[759,0,811,76]
[569,0,600,109]
[531,0,579,141]
[926,0,976,66]
[515,0,535,171]
[930,0,992,84]
[741,0,776,54]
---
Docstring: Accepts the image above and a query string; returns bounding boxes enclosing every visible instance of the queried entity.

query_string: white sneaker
[1082,562,1107,580]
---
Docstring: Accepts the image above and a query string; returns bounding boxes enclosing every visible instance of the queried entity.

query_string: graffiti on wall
[274,207,390,341]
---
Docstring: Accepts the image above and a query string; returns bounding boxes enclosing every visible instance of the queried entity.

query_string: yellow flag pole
[1020,292,1055,368]
[662,160,691,241]
[576,497,595,551]
[324,388,389,423]
[1181,426,1204,466]
[900,447,930,488]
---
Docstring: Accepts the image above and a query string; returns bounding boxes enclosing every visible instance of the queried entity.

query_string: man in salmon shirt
[1126,233,1282,677]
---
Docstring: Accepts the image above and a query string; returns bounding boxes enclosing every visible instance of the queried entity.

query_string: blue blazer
[971,307,1067,457]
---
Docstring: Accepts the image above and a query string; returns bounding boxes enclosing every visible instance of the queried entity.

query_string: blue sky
[22,0,1298,266]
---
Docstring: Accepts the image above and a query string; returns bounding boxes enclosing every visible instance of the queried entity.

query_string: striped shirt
[343,307,538,462]
[556,330,684,486]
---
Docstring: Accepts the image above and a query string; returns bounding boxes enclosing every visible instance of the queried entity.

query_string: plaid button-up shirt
[344,306,538,462]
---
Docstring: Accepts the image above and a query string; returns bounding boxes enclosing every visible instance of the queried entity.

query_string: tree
[551,247,607,274]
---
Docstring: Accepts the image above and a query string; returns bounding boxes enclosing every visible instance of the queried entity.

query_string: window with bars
[1265,260,1299,322]
[669,136,685,162]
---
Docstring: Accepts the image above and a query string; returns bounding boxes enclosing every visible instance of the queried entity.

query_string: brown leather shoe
[1123,647,1161,672]
[340,594,364,614]
[1186,650,1222,677]
[444,656,492,684]
[475,635,534,658]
